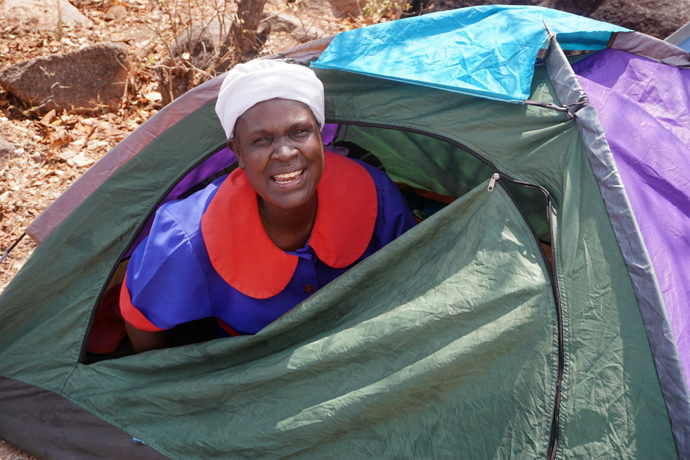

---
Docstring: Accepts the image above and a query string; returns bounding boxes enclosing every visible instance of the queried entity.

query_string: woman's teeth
[273,170,303,184]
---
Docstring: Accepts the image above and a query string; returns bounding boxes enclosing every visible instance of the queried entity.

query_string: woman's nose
[275,139,298,160]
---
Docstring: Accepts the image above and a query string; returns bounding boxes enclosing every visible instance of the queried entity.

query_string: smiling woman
[229,99,325,252]
[119,59,416,353]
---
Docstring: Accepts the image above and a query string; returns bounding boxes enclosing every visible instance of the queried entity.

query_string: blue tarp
[312,5,630,102]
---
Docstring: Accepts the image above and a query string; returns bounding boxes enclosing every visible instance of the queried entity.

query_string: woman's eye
[253,137,271,146]
[291,129,310,138]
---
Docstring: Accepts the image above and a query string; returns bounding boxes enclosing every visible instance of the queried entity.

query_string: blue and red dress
[120,151,415,335]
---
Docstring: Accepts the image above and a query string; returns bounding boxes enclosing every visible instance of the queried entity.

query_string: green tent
[1,6,689,459]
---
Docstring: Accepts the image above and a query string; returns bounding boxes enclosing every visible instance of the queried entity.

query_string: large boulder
[0,43,129,114]
[550,0,690,39]
[414,0,690,39]
[1,0,91,31]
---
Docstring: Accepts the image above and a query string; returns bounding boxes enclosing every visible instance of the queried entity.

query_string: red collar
[200,151,378,299]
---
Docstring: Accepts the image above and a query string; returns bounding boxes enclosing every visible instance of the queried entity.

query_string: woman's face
[229,98,324,219]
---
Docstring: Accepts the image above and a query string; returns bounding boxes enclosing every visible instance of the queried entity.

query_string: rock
[327,0,365,18]
[295,0,359,21]
[110,32,128,43]
[549,0,690,39]
[414,0,690,40]
[265,12,300,34]
[292,23,327,43]
[1,0,91,32]
[0,43,129,114]
[104,5,128,22]
[264,13,326,43]
[110,24,157,46]
[0,138,15,159]
[171,17,235,72]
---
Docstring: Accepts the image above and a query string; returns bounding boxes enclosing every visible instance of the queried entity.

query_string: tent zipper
[487,172,500,192]
[335,115,565,458]
[545,193,563,460]
[489,172,564,460]
[327,124,566,444]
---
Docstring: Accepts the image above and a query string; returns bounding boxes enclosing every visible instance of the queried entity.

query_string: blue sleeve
[122,204,215,331]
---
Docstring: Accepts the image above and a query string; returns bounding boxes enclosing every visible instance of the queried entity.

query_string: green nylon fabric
[0,64,677,458]
[67,184,557,459]
[318,67,676,458]
[0,102,226,388]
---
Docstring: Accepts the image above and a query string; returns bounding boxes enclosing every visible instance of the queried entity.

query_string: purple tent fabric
[573,49,690,386]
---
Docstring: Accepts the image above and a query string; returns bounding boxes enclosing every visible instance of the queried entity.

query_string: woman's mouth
[272,169,305,184]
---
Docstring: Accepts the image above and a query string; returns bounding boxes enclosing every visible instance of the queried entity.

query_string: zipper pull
[487,172,500,192]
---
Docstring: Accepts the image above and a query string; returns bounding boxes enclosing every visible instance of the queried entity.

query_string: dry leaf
[144,92,162,102]
[39,109,56,126]
[68,154,95,168]
[48,131,72,150]
[59,139,86,160]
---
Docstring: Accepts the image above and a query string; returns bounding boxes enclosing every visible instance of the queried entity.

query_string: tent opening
[83,122,554,364]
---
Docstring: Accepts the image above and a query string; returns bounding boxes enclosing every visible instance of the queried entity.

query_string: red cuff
[217,318,243,337]
[119,273,165,332]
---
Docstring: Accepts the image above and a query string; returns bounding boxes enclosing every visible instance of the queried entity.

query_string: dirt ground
[0,0,378,457]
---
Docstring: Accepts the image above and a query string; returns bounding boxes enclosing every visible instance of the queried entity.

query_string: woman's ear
[227,139,245,169]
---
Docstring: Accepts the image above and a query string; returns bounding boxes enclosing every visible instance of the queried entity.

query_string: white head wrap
[215,59,325,139]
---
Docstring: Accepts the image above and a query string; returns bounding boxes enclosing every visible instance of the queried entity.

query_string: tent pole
[0,232,26,265]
